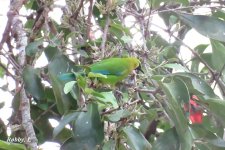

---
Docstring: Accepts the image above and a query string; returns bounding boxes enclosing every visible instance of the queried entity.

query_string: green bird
[59,57,141,85]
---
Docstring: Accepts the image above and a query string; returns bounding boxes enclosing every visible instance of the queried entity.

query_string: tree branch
[0,62,16,80]
[10,0,38,149]
[100,14,110,58]
[87,0,94,40]
[70,0,84,21]
[151,23,217,79]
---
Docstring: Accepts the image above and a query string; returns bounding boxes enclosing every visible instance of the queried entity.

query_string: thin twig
[0,62,16,80]
[34,103,56,124]
[100,14,110,58]
[101,99,142,115]
[135,88,159,94]
[0,49,21,71]
[87,0,94,40]
[0,11,13,50]
[151,23,216,78]
[71,0,84,20]
[213,64,225,89]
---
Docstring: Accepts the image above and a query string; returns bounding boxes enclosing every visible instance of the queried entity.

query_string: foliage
[1,0,225,150]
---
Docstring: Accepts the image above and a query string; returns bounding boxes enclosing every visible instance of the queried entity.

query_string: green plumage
[59,57,140,85]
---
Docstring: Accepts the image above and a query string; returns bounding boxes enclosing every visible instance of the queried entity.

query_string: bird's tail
[58,73,76,81]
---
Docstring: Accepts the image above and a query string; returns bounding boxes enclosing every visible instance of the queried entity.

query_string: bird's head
[128,57,140,68]
[128,57,144,73]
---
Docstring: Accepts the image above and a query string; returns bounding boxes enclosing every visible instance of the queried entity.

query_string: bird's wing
[90,58,128,76]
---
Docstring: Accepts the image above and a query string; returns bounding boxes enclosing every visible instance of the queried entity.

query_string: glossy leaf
[48,52,80,114]
[22,65,45,100]
[191,44,208,72]
[84,88,105,99]
[203,98,225,126]
[190,125,225,149]
[163,63,189,72]
[105,109,131,122]
[63,81,76,94]
[102,140,116,150]
[159,76,194,150]
[121,35,132,43]
[212,9,225,21]
[0,66,5,78]
[0,140,26,150]
[152,128,179,150]
[122,126,151,150]
[151,0,188,8]
[31,105,54,143]
[53,111,80,138]
[177,13,225,42]
[159,77,189,133]
[61,103,104,150]
[210,40,225,71]
[171,72,218,99]
[25,38,43,57]
[97,91,118,109]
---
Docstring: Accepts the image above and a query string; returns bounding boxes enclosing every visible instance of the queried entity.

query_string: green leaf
[104,20,131,43]
[203,98,225,126]
[44,46,60,61]
[30,105,54,143]
[11,92,20,113]
[159,77,189,133]
[191,44,209,72]
[177,13,225,42]
[24,0,38,10]
[76,74,86,89]
[212,9,225,21]
[171,72,218,99]
[122,126,151,150]
[103,140,116,150]
[121,35,132,43]
[0,140,26,150]
[151,0,188,8]
[163,63,189,72]
[151,75,165,81]
[63,81,76,94]
[61,103,104,150]
[53,111,79,138]
[48,52,81,114]
[106,109,131,122]
[190,125,225,149]
[44,87,55,103]
[22,65,45,100]
[0,66,5,78]
[159,76,194,150]
[84,88,105,99]
[210,40,225,71]
[97,91,118,109]
[160,46,177,60]
[152,128,179,150]
[25,38,44,57]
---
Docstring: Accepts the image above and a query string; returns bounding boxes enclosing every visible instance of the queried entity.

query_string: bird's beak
[136,65,144,73]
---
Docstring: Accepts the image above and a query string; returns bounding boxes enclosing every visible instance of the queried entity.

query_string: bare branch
[0,11,14,50]
[10,0,38,149]
[151,23,217,78]
[0,62,16,80]
[87,0,94,40]
[71,0,84,20]
[100,14,110,58]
